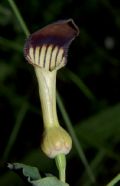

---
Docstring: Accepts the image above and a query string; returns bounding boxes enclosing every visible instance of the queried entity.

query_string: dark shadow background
[0,0,120,185]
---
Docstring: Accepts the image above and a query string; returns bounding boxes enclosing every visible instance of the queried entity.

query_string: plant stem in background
[64,68,96,101]
[107,174,120,186]
[56,92,95,183]
[7,0,30,36]
[3,102,28,159]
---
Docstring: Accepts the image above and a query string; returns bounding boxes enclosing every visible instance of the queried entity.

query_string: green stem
[55,154,66,182]
[7,0,30,37]
[65,68,96,101]
[107,174,120,186]
[3,102,28,159]
[56,92,95,183]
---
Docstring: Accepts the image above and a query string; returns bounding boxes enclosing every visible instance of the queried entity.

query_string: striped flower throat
[27,45,66,71]
[24,19,79,71]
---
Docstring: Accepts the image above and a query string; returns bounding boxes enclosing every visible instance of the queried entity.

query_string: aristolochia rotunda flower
[24,18,79,182]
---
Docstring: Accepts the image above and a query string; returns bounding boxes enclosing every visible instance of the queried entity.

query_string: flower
[24,19,79,182]
[23,19,79,157]
[24,19,79,71]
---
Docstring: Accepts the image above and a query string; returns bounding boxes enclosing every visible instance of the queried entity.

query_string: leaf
[7,163,41,183]
[0,150,54,186]
[31,177,69,186]
[7,163,69,186]
[75,103,120,149]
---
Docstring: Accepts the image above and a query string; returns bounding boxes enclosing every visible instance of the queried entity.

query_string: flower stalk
[55,154,66,182]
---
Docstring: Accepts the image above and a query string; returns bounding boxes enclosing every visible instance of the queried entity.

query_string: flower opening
[24,19,79,71]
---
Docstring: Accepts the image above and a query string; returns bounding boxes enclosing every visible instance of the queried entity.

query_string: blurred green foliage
[0,0,120,185]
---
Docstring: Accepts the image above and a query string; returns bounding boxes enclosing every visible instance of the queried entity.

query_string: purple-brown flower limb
[24,19,79,71]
